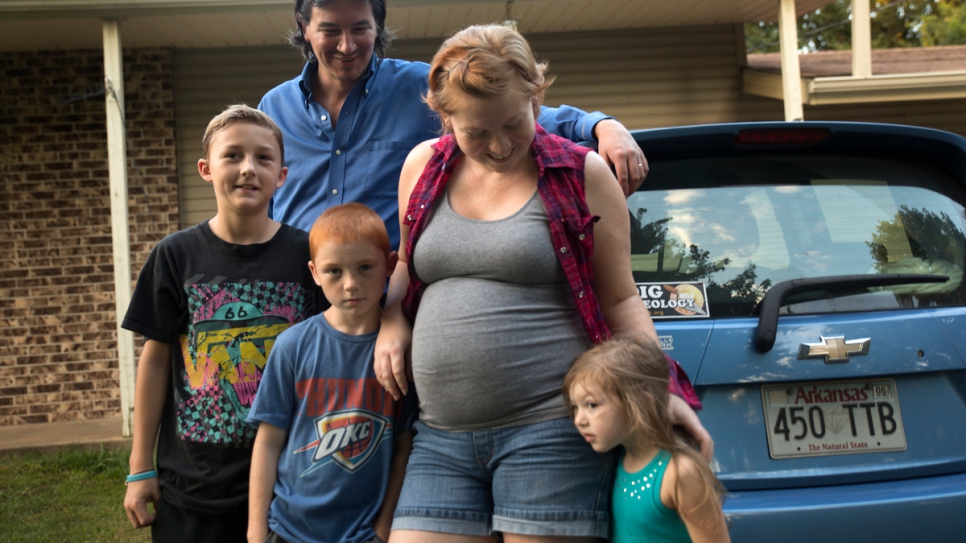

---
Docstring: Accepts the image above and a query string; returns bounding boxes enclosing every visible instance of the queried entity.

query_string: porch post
[852,0,873,77]
[778,0,805,120]
[103,19,136,438]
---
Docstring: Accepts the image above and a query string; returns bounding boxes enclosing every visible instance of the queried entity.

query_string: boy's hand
[123,478,160,528]
[249,423,286,543]
[668,394,714,462]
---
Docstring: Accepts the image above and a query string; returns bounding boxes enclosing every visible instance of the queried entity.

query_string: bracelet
[125,470,158,485]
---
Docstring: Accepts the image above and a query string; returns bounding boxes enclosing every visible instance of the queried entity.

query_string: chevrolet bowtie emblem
[798,336,870,364]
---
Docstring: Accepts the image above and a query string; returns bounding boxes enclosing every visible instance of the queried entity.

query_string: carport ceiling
[0,0,836,51]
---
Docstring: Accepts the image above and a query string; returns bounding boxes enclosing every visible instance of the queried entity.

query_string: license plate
[761,379,907,459]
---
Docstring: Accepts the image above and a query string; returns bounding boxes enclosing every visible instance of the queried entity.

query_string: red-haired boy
[247,203,415,543]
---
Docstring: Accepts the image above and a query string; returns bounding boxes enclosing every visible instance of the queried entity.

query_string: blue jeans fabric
[392,417,614,537]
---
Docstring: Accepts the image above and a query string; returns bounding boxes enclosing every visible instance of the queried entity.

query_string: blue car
[623,122,966,541]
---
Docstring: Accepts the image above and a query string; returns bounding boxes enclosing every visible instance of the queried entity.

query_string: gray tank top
[411,191,590,430]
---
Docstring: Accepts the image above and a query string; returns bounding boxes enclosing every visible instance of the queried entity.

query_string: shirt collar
[531,124,581,173]
[297,55,381,109]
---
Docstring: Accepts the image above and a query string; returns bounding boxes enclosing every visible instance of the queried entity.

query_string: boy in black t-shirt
[121,105,322,542]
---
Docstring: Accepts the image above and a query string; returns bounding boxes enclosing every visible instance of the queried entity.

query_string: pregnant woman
[375,24,710,543]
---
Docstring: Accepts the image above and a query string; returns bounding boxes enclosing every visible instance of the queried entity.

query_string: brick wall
[0,48,180,426]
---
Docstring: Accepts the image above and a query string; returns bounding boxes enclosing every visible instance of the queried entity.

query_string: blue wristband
[125,470,157,485]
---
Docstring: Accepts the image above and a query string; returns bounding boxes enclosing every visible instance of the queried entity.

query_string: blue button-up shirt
[260,56,608,249]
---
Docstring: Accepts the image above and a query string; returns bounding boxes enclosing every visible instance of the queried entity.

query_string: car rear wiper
[754,274,950,352]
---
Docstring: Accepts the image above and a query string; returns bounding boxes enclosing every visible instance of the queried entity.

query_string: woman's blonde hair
[562,337,726,525]
[426,24,555,126]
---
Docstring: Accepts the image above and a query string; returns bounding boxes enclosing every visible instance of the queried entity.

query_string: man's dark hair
[289,0,394,62]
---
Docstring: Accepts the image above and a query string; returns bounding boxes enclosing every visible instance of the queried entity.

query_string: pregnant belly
[411,278,588,430]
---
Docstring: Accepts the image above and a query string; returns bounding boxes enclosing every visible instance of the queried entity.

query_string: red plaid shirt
[401,124,700,409]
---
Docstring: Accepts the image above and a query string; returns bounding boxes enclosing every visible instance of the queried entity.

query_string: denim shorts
[392,417,615,537]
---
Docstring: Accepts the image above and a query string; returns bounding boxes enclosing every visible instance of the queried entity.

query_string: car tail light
[734,128,831,145]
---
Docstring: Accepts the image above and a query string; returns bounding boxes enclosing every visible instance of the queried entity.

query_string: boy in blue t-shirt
[247,203,416,543]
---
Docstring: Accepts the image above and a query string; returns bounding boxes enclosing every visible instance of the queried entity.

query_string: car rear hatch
[628,122,966,492]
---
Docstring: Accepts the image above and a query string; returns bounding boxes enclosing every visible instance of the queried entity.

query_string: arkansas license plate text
[761,379,907,459]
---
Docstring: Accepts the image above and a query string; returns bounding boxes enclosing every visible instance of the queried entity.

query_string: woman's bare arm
[374,140,437,399]
[584,152,713,460]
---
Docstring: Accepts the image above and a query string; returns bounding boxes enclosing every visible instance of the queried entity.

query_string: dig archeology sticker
[636,282,709,319]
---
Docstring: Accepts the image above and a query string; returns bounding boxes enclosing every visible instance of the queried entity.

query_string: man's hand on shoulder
[593,118,648,196]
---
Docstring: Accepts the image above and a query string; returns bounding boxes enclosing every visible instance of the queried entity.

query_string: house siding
[175,26,762,223]
[802,99,966,136]
[173,46,304,228]
[0,48,179,426]
[179,27,966,224]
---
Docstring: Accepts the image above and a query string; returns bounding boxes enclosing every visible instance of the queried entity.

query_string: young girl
[563,338,730,543]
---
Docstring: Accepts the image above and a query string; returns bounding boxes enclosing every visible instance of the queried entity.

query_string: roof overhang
[744,47,966,106]
[0,0,836,51]
[745,70,966,105]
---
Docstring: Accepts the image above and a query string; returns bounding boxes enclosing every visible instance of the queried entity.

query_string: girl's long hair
[562,336,726,526]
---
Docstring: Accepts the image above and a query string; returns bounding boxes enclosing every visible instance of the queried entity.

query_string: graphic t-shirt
[247,315,417,543]
[122,221,321,512]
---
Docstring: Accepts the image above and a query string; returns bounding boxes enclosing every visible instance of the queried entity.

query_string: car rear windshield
[628,153,966,317]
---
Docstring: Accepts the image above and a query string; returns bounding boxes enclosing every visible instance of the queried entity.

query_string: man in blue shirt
[260,0,650,247]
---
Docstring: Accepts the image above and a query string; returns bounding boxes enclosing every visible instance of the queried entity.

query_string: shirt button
[578,291,585,298]
[332,189,338,195]
[559,247,568,254]
[578,234,585,240]
[321,115,327,121]
[335,150,341,155]
[407,214,413,221]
